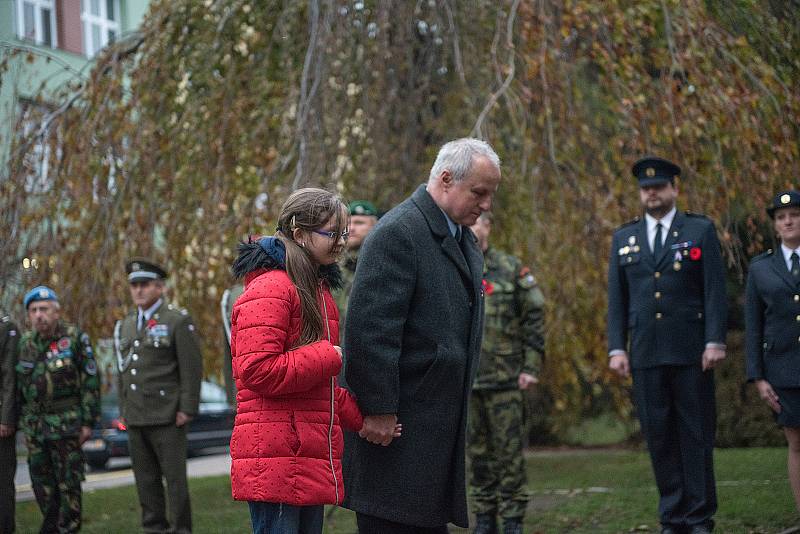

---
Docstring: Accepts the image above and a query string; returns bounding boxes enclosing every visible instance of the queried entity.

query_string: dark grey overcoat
[342,185,485,528]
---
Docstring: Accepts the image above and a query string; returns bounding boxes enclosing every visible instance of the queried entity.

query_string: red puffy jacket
[229,267,363,505]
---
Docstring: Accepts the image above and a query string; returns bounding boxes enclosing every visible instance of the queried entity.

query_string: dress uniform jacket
[115,302,202,425]
[607,211,727,366]
[745,249,800,387]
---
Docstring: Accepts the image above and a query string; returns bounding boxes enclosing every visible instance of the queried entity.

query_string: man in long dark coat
[343,138,502,533]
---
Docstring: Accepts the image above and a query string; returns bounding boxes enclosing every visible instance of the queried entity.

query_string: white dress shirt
[781,243,800,272]
[645,207,677,254]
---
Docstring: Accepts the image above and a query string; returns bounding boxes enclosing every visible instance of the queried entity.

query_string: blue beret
[23,286,58,309]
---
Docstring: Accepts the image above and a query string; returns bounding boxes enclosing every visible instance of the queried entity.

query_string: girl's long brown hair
[275,188,347,346]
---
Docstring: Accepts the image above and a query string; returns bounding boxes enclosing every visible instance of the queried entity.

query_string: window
[15,0,57,47]
[16,100,58,194]
[81,0,121,57]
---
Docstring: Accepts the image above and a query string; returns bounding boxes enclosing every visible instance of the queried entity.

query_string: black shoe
[689,525,712,534]
[473,514,497,534]
[660,527,679,534]
[502,518,523,534]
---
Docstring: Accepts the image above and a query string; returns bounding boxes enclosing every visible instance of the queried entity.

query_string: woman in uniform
[746,190,800,512]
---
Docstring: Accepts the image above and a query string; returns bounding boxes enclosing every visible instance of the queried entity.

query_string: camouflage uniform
[1,315,19,534]
[468,247,545,524]
[16,321,101,534]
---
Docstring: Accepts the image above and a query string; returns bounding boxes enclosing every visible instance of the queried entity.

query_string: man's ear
[440,169,453,189]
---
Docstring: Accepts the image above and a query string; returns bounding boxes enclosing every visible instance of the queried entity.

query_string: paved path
[14,448,231,502]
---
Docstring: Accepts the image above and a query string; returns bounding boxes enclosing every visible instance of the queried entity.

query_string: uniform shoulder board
[751,249,774,263]
[616,216,640,230]
[684,210,709,219]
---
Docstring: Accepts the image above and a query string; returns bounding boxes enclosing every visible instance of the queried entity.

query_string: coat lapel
[655,211,685,268]
[769,249,798,291]
[636,219,655,268]
[411,185,473,288]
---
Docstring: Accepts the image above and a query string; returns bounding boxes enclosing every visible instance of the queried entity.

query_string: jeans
[248,501,324,534]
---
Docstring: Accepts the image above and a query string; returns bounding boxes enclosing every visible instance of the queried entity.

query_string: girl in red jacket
[229,188,396,534]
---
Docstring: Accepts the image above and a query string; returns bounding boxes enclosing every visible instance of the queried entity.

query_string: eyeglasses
[312,229,349,241]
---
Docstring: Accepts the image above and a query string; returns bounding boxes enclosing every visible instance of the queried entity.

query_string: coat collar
[411,185,481,290]
[769,247,799,290]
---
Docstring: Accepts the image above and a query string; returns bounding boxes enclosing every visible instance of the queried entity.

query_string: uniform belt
[43,396,81,413]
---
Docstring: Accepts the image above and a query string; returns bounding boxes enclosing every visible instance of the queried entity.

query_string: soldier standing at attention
[116,259,202,534]
[17,286,100,533]
[0,311,19,534]
[468,213,545,534]
[334,200,379,332]
[607,157,727,534]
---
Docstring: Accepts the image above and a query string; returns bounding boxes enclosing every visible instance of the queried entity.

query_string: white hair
[428,138,501,183]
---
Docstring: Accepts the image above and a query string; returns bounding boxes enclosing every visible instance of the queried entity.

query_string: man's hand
[175,411,193,427]
[702,347,726,371]
[79,426,92,445]
[755,379,781,413]
[609,353,630,378]
[518,373,539,390]
[359,414,398,446]
[0,424,15,438]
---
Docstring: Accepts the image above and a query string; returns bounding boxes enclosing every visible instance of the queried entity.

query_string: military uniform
[221,284,243,406]
[116,300,201,533]
[468,248,544,530]
[334,249,359,327]
[17,320,100,533]
[745,191,800,427]
[607,157,727,533]
[0,315,19,534]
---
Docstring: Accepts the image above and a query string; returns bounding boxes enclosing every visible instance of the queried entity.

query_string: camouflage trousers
[468,389,528,520]
[26,435,85,534]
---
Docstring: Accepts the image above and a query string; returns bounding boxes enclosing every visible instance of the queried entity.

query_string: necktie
[792,252,800,278]
[653,223,663,258]
[137,313,145,333]
[454,226,462,243]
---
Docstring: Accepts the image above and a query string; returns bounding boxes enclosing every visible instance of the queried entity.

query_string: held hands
[755,379,781,413]
[702,347,726,371]
[359,414,402,446]
[79,426,92,446]
[609,353,630,378]
[518,373,539,390]
[175,411,193,427]
[0,424,15,438]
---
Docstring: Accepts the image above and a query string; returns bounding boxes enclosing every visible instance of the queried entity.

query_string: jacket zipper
[320,287,340,505]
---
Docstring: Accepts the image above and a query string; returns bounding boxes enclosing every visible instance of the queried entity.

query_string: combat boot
[502,518,524,534]
[473,514,497,534]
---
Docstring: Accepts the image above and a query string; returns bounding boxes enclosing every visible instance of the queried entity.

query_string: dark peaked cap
[126,257,168,282]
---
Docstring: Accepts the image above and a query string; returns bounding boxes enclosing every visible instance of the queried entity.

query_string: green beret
[349,200,379,217]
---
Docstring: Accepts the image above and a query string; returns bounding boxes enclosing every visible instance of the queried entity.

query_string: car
[83,380,235,469]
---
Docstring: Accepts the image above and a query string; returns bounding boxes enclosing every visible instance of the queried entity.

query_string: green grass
[15,447,797,533]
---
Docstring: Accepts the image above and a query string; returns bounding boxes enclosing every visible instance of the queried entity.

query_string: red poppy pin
[147,318,158,329]
[689,247,702,261]
[482,279,494,296]
[49,342,58,353]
